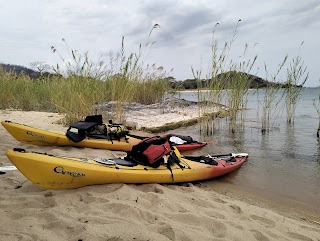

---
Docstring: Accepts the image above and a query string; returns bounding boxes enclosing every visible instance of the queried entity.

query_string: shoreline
[206,180,320,224]
[1,110,320,240]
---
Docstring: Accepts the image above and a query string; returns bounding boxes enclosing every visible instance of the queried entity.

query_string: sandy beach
[1,110,320,241]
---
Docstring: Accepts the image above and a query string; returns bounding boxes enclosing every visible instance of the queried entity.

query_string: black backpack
[66,115,104,142]
[66,115,129,143]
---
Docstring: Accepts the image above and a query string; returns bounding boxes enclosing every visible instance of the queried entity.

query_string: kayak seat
[66,121,98,143]
[85,114,103,124]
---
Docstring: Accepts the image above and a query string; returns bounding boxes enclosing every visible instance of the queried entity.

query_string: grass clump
[0,25,170,125]
[284,43,309,124]
[190,21,310,136]
[258,56,287,133]
[0,67,54,111]
[192,20,257,134]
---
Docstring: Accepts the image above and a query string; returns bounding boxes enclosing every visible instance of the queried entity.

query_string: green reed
[191,21,309,135]
[258,56,287,133]
[192,20,257,134]
[284,43,309,124]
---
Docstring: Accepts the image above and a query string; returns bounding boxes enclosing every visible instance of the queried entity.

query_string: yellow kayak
[2,120,140,151]
[2,120,207,152]
[5,148,248,189]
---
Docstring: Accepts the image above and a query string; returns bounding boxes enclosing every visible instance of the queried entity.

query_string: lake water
[169,87,320,209]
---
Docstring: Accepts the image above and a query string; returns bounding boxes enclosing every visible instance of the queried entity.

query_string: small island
[167,71,303,90]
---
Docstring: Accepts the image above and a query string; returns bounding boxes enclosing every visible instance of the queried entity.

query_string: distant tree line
[1,64,301,89]
[166,71,302,90]
[0,63,61,79]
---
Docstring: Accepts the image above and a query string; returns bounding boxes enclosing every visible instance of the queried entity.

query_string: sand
[98,97,226,132]
[1,110,320,241]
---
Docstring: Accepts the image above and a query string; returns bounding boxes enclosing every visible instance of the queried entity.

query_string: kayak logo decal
[26,131,44,139]
[54,166,86,177]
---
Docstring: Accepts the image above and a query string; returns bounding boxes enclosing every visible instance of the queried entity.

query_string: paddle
[182,152,248,166]
[214,153,249,158]
[183,152,248,159]
[0,165,17,174]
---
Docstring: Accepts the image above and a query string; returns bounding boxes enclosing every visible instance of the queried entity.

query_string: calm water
[169,88,320,209]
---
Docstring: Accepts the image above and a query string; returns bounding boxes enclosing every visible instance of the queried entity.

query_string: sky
[0,0,319,87]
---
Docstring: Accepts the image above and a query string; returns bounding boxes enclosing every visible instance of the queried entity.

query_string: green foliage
[0,69,169,125]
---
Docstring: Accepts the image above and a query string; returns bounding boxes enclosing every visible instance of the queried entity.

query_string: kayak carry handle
[13,148,26,153]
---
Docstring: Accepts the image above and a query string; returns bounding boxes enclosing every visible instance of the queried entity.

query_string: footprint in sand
[229,204,242,213]
[250,214,276,228]
[214,197,227,204]
[287,231,314,241]
[0,232,39,241]
[157,223,176,241]
[251,230,270,241]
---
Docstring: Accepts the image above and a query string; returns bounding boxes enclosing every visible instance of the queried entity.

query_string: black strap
[126,133,148,140]
[166,151,185,181]
[167,162,174,181]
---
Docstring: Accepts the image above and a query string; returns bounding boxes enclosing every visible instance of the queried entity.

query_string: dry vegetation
[0,26,169,125]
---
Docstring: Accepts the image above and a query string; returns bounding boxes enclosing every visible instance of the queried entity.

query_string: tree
[30,61,50,75]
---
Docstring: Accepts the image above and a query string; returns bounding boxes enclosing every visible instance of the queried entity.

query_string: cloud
[0,0,319,86]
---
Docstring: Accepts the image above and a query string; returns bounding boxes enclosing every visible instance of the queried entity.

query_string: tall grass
[0,26,169,125]
[191,22,310,135]
[258,56,287,133]
[192,20,257,133]
[0,68,54,111]
[284,43,309,124]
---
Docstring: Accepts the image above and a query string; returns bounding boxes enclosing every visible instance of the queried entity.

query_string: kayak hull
[2,121,139,151]
[2,121,206,152]
[5,149,248,189]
